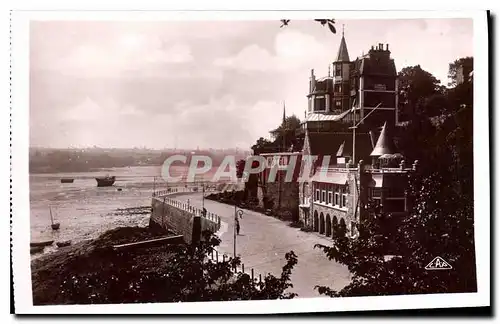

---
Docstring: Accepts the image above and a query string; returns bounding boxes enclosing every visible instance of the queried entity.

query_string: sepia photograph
[10,9,490,314]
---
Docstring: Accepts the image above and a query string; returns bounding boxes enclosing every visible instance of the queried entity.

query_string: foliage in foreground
[55,232,298,304]
[314,62,476,297]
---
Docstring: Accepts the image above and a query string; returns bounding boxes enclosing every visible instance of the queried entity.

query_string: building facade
[300,123,417,238]
[256,152,302,221]
[297,32,417,238]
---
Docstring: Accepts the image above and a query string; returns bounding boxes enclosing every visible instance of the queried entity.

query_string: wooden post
[259,274,262,283]
[251,268,254,281]
[223,255,226,263]
[216,251,219,263]
[242,263,245,273]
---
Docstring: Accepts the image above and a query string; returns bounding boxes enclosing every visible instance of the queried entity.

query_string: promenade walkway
[176,192,351,298]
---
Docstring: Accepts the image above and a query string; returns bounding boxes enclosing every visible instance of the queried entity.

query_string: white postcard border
[11,9,490,314]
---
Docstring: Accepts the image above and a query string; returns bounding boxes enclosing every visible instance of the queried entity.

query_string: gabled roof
[335,35,350,62]
[306,132,372,163]
[370,122,398,157]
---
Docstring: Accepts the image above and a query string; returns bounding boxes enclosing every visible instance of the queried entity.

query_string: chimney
[386,44,389,51]
[378,43,383,50]
[310,69,316,93]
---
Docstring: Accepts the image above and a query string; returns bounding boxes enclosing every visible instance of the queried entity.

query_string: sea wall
[150,195,221,244]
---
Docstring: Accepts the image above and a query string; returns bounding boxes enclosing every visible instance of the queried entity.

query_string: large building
[253,31,416,236]
[298,31,417,237]
[302,31,399,136]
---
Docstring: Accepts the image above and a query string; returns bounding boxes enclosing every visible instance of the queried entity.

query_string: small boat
[30,240,54,247]
[117,188,122,191]
[96,175,116,187]
[56,240,71,248]
[49,207,60,230]
[30,246,44,254]
[60,178,74,183]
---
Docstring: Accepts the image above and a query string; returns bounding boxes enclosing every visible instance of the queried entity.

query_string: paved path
[179,193,351,298]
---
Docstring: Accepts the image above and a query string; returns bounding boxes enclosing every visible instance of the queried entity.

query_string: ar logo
[425,256,453,270]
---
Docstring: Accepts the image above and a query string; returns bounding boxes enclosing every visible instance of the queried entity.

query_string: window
[335,100,342,107]
[321,190,326,203]
[385,198,406,212]
[315,189,320,201]
[334,193,340,206]
[314,96,326,111]
[386,188,405,198]
[328,192,333,205]
[341,194,347,208]
[369,188,382,199]
[335,65,341,76]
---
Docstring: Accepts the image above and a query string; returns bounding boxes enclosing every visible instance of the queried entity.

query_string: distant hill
[29,147,252,173]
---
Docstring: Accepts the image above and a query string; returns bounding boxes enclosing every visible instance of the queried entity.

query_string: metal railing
[206,247,266,286]
[153,190,222,231]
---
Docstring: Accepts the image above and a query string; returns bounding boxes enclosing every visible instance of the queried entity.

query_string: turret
[370,122,402,168]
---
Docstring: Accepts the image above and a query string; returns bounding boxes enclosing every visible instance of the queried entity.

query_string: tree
[58,232,298,303]
[251,137,278,155]
[314,71,475,296]
[448,57,473,87]
[280,19,336,34]
[314,167,476,297]
[270,115,303,152]
[398,65,443,120]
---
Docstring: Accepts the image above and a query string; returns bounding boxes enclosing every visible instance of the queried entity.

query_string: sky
[30,18,473,149]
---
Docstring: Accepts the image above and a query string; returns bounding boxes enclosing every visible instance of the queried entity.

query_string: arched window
[313,211,319,232]
[325,214,332,237]
[319,213,325,234]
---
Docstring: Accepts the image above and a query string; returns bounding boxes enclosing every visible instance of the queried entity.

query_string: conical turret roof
[370,122,398,157]
[335,34,350,62]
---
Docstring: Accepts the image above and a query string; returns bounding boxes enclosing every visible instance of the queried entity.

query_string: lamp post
[234,208,243,259]
[232,189,243,259]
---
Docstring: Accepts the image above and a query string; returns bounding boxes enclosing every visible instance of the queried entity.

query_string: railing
[153,187,267,286]
[206,247,267,286]
[152,190,222,231]
[152,186,218,198]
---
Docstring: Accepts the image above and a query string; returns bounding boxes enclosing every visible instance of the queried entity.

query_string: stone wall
[262,180,299,221]
[150,195,221,244]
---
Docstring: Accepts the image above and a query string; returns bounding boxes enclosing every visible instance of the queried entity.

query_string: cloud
[213,29,329,72]
[62,97,143,122]
[42,32,193,77]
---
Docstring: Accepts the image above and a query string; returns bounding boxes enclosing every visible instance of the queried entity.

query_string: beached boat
[56,240,71,248]
[60,178,74,183]
[30,246,44,254]
[30,240,54,247]
[96,176,116,187]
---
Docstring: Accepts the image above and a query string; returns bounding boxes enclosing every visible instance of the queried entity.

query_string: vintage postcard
[10,9,490,314]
